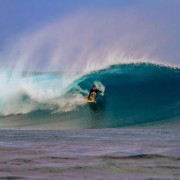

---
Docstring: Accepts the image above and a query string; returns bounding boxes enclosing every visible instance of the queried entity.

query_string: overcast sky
[0,0,180,71]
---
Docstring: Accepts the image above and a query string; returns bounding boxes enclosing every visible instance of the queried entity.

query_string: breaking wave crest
[0,63,180,128]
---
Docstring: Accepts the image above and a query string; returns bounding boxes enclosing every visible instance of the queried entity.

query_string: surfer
[87,85,102,101]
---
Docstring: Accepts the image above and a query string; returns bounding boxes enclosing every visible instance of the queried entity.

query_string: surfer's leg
[91,92,97,100]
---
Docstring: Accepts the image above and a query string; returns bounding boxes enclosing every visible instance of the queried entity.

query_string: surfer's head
[93,85,97,90]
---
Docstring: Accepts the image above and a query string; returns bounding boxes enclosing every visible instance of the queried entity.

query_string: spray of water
[1,5,180,74]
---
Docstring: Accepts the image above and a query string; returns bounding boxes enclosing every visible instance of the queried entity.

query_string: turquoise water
[0,63,180,129]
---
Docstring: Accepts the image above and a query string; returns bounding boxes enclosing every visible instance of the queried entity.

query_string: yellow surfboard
[86,97,96,103]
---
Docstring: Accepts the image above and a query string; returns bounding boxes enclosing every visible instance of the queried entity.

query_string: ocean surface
[0,63,179,179]
[0,128,179,179]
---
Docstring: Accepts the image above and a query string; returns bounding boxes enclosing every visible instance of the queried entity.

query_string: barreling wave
[0,62,180,129]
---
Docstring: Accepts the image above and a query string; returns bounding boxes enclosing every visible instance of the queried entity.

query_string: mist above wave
[0,3,180,74]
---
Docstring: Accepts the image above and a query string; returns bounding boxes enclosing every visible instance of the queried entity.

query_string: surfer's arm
[97,89,102,93]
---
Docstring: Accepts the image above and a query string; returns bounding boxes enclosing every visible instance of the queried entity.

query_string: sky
[0,0,140,45]
[0,0,180,72]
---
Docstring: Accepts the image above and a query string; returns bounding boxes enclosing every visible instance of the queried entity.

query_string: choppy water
[0,128,179,179]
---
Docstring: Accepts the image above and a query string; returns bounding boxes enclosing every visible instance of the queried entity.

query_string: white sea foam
[0,71,85,116]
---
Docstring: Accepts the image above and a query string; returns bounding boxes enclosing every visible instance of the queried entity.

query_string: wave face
[0,63,180,129]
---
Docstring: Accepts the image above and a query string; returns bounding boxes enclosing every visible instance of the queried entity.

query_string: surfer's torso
[88,88,101,100]
[89,88,101,94]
